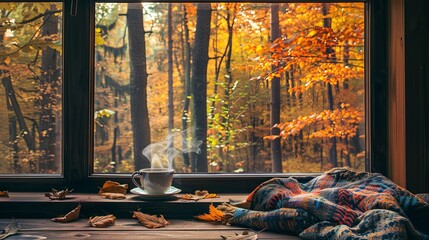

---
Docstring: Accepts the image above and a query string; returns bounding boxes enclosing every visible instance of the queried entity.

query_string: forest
[0,2,365,175]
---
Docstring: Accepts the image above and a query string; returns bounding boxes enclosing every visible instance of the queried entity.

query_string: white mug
[131,168,174,194]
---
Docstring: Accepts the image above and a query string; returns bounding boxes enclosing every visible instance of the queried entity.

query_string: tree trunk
[270,3,282,172]
[39,6,60,173]
[111,89,120,172]
[2,77,36,152]
[323,3,338,167]
[111,126,118,172]
[181,4,192,168]
[191,3,211,172]
[167,3,174,161]
[127,3,151,170]
[220,4,236,171]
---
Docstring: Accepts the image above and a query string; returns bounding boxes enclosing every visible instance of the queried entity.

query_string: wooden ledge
[0,192,248,219]
[0,219,300,239]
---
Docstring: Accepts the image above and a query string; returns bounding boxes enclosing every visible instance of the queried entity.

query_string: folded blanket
[219,168,429,239]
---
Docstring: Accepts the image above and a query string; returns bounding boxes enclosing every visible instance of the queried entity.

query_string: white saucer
[130,186,181,199]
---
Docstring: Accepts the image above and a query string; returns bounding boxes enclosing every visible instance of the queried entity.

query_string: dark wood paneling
[368,0,389,176]
[405,0,429,193]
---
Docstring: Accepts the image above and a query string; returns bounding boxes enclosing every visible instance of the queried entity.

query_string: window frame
[0,0,387,193]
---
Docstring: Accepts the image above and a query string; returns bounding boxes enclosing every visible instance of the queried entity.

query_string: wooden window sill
[0,192,247,219]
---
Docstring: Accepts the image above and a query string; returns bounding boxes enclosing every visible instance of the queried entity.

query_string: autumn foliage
[0,2,365,175]
[92,2,365,174]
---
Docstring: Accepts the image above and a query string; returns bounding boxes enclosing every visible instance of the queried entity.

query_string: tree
[1,3,62,173]
[191,3,211,172]
[167,3,174,162]
[270,3,282,172]
[322,3,338,168]
[180,3,192,169]
[127,3,151,169]
[247,3,364,171]
[39,5,60,173]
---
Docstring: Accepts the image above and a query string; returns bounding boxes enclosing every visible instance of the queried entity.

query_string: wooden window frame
[1,0,390,193]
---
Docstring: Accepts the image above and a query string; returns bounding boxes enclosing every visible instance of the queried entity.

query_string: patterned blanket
[218,168,429,239]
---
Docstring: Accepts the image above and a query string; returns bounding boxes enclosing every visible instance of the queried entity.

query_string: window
[93,2,365,174]
[1,0,388,193]
[0,2,62,175]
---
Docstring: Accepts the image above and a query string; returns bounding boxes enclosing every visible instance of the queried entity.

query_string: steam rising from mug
[142,128,203,170]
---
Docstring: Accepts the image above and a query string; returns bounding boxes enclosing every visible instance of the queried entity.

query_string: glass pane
[94,2,365,174]
[0,2,62,174]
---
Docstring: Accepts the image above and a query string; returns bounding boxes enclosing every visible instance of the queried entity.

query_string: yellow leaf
[180,190,219,201]
[3,57,11,65]
[307,29,318,37]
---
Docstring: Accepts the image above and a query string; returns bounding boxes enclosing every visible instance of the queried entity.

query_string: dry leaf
[132,211,170,229]
[51,204,81,223]
[88,214,116,228]
[220,231,258,240]
[98,180,128,196]
[45,188,73,200]
[100,192,126,199]
[180,190,219,201]
[0,219,20,240]
[195,204,225,222]
[0,191,9,198]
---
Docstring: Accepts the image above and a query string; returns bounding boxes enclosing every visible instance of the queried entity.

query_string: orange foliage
[276,104,363,139]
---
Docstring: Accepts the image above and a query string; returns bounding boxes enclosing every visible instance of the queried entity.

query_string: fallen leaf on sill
[0,219,20,240]
[132,211,170,229]
[220,231,258,240]
[51,204,81,223]
[0,191,9,198]
[195,204,225,222]
[98,180,128,195]
[45,188,73,200]
[99,192,126,199]
[180,190,219,201]
[88,214,116,228]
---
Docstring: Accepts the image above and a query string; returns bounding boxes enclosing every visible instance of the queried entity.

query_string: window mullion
[63,0,92,188]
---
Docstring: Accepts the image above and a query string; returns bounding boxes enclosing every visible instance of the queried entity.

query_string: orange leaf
[0,191,9,198]
[51,204,81,223]
[196,204,225,222]
[88,214,116,228]
[132,211,170,229]
[98,180,128,196]
[99,192,126,199]
[180,190,220,201]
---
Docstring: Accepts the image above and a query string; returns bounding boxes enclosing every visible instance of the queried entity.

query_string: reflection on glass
[0,3,62,174]
[94,2,365,174]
